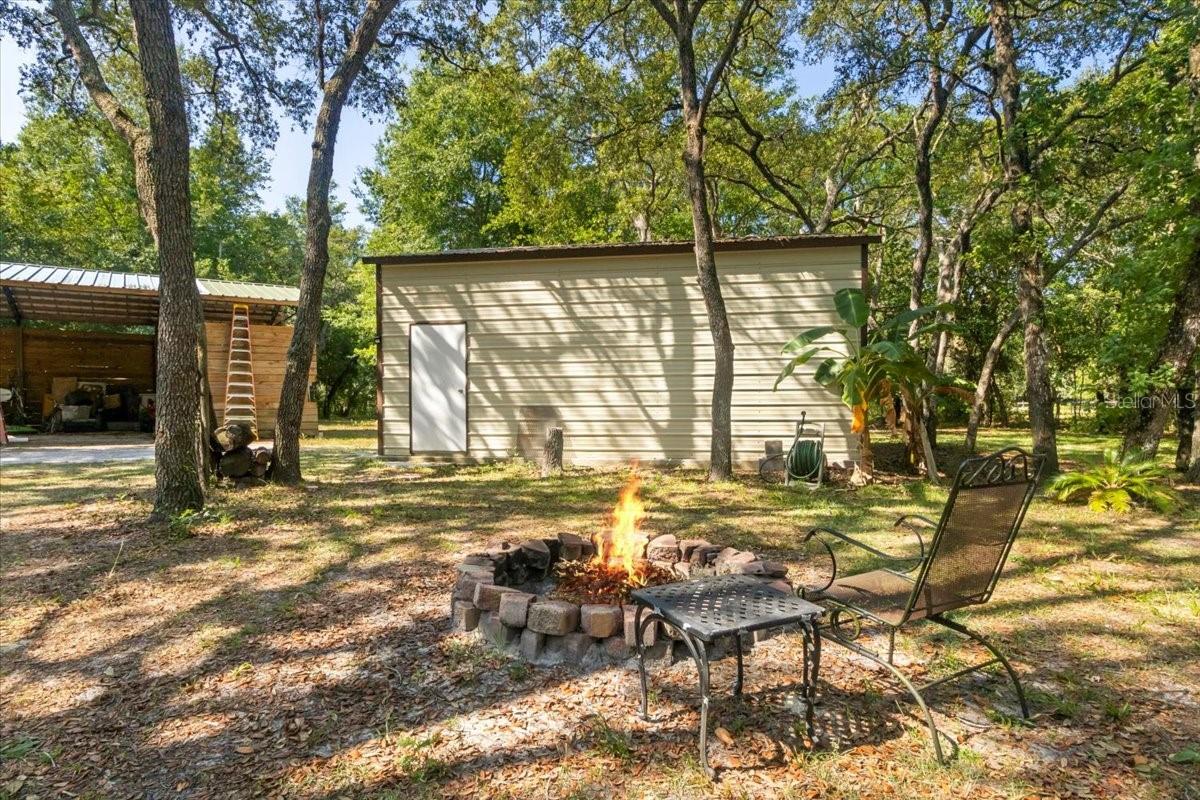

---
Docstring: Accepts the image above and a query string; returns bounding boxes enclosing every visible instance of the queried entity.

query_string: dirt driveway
[0,432,154,465]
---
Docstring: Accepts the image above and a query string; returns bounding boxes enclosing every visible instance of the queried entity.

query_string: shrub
[1047,449,1179,513]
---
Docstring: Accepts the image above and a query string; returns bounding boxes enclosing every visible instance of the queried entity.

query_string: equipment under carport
[44,381,148,433]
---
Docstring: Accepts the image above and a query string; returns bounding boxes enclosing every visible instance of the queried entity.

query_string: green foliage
[0,106,304,285]
[4,0,1194,456]
[0,109,151,270]
[1047,450,1180,514]
[1170,747,1200,764]
[775,288,954,431]
[317,245,376,419]
[586,715,634,762]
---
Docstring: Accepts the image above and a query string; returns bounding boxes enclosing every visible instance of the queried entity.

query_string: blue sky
[2,34,838,232]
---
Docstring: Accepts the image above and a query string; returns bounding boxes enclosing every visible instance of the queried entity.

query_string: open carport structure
[0,262,317,436]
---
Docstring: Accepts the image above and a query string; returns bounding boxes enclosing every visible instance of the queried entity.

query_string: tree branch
[1048,178,1135,273]
[47,0,144,149]
[698,0,756,119]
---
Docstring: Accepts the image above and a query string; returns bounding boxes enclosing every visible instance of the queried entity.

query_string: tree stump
[541,427,563,477]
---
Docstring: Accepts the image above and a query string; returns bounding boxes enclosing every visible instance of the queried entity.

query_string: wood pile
[214,422,270,488]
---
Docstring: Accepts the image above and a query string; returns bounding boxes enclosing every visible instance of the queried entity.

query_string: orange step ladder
[223,303,257,428]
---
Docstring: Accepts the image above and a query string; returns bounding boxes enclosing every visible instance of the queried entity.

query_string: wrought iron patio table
[632,574,824,777]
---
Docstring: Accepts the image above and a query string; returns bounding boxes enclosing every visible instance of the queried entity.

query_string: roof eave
[364,234,882,267]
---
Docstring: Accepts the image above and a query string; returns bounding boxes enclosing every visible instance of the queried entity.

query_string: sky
[1,34,838,233]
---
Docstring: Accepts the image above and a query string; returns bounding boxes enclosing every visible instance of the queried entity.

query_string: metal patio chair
[801,447,1044,763]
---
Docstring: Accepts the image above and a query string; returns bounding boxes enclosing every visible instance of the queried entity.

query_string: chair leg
[932,615,1030,719]
[824,630,947,765]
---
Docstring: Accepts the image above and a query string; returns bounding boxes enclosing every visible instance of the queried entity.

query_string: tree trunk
[994,381,1010,425]
[129,0,206,516]
[988,0,1058,473]
[904,70,947,463]
[966,308,1021,452]
[50,0,209,512]
[272,0,400,484]
[1017,239,1058,471]
[851,425,874,486]
[541,426,564,477]
[1189,371,1200,481]
[681,115,735,481]
[1122,200,1200,456]
[1175,366,1195,471]
[907,67,947,340]
[925,244,969,450]
[654,2,747,482]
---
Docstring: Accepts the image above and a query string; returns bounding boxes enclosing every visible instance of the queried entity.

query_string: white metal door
[410,323,467,453]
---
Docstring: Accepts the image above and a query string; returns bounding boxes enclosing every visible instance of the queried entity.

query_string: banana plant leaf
[833,288,869,327]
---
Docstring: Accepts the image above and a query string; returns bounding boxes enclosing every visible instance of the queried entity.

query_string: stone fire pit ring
[450,532,792,667]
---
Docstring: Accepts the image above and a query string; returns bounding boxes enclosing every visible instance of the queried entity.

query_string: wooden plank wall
[205,321,318,436]
[0,326,18,380]
[0,327,155,418]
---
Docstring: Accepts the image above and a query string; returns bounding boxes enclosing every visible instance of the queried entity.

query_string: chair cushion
[813,569,972,626]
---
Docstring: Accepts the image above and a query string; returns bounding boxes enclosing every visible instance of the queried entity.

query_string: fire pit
[449,472,792,666]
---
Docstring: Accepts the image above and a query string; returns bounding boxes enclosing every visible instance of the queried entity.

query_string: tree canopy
[2,0,1196,466]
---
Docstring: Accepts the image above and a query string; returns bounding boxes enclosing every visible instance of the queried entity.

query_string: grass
[0,424,1196,798]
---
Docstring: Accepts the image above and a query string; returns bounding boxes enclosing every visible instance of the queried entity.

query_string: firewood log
[215,423,256,452]
[219,446,255,478]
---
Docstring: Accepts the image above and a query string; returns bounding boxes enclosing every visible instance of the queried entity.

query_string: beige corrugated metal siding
[378,244,862,467]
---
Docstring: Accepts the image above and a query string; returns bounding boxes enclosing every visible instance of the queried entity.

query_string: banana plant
[774,288,959,484]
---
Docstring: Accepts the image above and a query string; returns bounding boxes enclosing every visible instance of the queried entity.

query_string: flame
[594,467,648,579]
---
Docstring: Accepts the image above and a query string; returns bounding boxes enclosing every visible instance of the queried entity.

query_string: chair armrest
[805,526,924,563]
[894,514,937,530]
[800,526,913,595]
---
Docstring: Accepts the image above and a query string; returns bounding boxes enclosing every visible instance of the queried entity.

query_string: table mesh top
[631,575,824,642]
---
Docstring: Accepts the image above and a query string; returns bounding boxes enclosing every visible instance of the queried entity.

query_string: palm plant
[773,288,956,484]
[1047,450,1179,513]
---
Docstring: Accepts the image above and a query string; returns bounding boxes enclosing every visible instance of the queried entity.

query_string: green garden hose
[787,438,824,483]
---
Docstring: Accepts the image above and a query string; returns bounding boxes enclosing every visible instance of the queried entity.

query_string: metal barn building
[366,235,874,468]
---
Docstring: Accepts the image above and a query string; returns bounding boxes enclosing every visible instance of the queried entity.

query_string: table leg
[673,629,715,779]
[801,619,821,742]
[732,633,744,697]
[635,605,650,720]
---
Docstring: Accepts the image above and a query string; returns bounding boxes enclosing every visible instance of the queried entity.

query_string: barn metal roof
[0,262,299,326]
[364,234,881,267]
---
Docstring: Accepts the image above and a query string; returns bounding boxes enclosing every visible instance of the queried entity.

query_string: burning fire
[594,468,649,580]
[552,466,673,605]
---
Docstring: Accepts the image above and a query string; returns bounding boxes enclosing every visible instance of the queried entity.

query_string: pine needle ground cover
[1,425,1197,799]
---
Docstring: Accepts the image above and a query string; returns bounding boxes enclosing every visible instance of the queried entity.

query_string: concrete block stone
[527,600,580,635]
[450,600,480,632]
[498,591,536,627]
[473,583,522,612]
[580,604,623,638]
